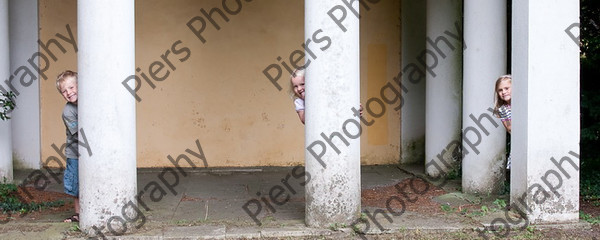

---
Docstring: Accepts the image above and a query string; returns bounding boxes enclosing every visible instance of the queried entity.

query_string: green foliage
[329,222,347,231]
[480,205,489,214]
[440,204,455,213]
[445,166,461,180]
[581,0,600,174]
[492,199,507,210]
[580,211,600,224]
[581,171,600,199]
[69,224,80,232]
[0,183,64,214]
[0,91,16,121]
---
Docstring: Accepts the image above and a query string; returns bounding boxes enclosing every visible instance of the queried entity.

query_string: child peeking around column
[493,74,512,170]
[56,70,80,223]
[290,67,306,124]
[289,67,362,125]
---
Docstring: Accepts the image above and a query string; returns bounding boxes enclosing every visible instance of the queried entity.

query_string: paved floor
[1,165,591,239]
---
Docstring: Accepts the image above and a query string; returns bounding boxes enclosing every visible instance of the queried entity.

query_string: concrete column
[9,0,40,170]
[78,0,137,235]
[304,0,361,227]
[425,0,463,177]
[461,0,507,194]
[400,0,426,164]
[511,0,580,223]
[0,0,13,182]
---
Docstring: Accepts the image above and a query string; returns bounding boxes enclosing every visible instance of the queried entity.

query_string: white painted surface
[425,0,462,177]
[304,0,361,227]
[400,0,426,164]
[511,0,580,223]
[78,0,137,234]
[461,0,507,194]
[9,0,40,170]
[0,0,13,182]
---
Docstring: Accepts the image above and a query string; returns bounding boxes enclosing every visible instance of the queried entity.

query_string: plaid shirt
[498,104,511,122]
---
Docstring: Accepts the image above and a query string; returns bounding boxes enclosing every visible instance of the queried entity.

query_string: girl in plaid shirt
[493,75,512,169]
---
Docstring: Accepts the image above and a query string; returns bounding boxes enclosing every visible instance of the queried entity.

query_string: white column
[78,0,137,235]
[400,0,426,164]
[304,0,361,227]
[0,0,13,182]
[461,0,507,194]
[425,0,462,177]
[9,0,40,170]
[511,0,580,223]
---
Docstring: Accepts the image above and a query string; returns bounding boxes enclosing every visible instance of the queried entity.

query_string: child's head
[56,70,78,104]
[289,67,305,100]
[494,75,512,106]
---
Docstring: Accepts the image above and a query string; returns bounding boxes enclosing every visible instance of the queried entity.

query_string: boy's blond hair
[56,70,78,92]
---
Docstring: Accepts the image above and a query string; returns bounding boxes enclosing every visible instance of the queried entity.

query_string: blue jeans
[64,158,79,197]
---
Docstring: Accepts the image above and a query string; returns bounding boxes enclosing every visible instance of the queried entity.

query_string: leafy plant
[70,224,80,232]
[440,204,455,213]
[0,91,16,121]
[581,171,600,200]
[580,0,600,176]
[492,199,507,210]
[480,205,489,214]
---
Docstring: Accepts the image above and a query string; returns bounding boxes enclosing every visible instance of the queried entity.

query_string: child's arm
[502,120,511,134]
[294,98,305,124]
[297,110,305,124]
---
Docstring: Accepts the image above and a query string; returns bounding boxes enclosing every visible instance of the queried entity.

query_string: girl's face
[291,75,305,100]
[497,80,511,103]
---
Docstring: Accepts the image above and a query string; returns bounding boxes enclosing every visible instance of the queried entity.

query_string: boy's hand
[359,104,363,116]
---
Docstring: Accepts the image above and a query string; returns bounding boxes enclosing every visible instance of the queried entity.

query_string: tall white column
[400,0,426,164]
[0,0,13,182]
[511,0,580,223]
[425,0,463,177]
[9,0,40,170]
[304,0,361,227]
[78,0,137,235]
[462,0,507,194]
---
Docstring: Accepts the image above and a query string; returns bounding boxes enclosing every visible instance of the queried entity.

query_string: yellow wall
[39,0,401,168]
[360,0,402,164]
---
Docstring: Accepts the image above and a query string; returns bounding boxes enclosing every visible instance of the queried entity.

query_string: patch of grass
[0,183,65,214]
[260,215,276,225]
[580,211,600,224]
[174,219,190,225]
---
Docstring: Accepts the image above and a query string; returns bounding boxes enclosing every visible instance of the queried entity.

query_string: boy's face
[60,77,78,103]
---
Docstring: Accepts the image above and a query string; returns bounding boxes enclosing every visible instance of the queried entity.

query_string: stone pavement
[1,165,591,239]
